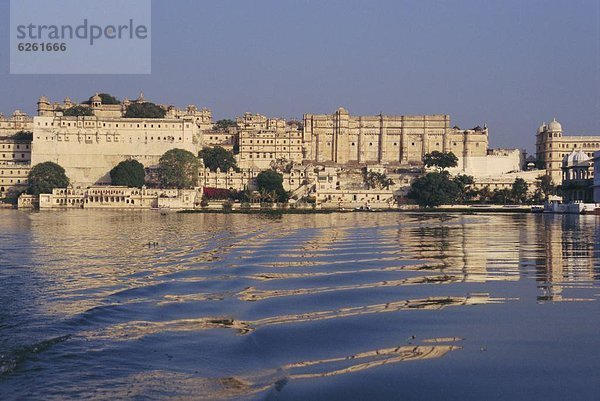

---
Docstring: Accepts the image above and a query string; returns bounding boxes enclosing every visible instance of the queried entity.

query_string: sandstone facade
[535,118,600,183]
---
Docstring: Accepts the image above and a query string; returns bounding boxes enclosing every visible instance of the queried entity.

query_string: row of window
[546,143,600,150]
[39,121,189,129]
[52,196,147,205]
[243,147,301,152]
[242,139,302,145]
[1,154,28,159]
[319,141,472,147]
[244,153,302,159]
[0,179,25,184]
[1,144,30,149]
[0,123,30,128]
[39,135,184,142]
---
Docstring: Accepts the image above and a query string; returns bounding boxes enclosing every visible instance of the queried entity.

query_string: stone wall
[447,149,524,178]
[31,115,200,186]
[303,107,488,165]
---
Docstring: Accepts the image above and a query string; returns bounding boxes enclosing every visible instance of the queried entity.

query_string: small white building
[35,186,202,210]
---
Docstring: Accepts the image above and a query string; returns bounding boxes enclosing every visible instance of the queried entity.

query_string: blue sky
[0,0,598,152]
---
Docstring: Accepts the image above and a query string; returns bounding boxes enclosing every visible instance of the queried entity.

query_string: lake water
[0,210,599,400]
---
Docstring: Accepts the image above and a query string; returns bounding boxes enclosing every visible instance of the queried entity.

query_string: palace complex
[1,92,598,206]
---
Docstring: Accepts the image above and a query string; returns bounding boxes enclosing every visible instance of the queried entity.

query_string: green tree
[124,102,166,118]
[532,175,555,203]
[27,162,69,195]
[477,185,492,203]
[256,170,289,202]
[423,151,459,171]
[63,106,93,117]
[270,158,294,173]
[453,174,476,203]
[87,93,120,105]
[109,159,146,187]
[198,146,239,172]
[158,149,199,189]
[363,170,395,189]
[213,119,237,131]
[13,131,33,141]
[407,171,460,207]
[511,178,529,204]
[491,188,513,204]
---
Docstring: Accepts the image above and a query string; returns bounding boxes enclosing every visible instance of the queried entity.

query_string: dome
[537,123,546,134]
[38,96,49,104]
[548,118,562,132]
[573,149,590,164]
[91,93,102,102]
[563,149,590,167]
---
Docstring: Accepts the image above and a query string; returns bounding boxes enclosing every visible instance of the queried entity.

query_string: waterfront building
[0,136,32,197]
[197,164,405,208]
[561,150,594,203]
[535,118,600,183]
[469,170,541,194]
[198,166,314,195]
[31,94,214,186]
[16,193,37,208]
[448,148,525,178]
[236,113,303,169]
[444,147,543,195]
[36,186,202,210]
[302,108,488,165]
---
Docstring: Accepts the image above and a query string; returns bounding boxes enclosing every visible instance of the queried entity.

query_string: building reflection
[394,213,599,302]
[396,214,523,283]
[537,215,600,302]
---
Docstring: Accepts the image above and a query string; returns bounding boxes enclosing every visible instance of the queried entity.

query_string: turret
[547,117,562,138]
[37,96,52,116]
[91,93,102,114]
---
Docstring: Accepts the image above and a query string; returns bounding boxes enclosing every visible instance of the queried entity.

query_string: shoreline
[5,205,598,215]
[1,203,538,214]
[178,206,534,214]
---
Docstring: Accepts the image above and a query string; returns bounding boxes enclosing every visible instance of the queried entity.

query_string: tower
[37,96,52,116]
[333,107,350,164]
[91,93,102,115]
[536,118,563,183]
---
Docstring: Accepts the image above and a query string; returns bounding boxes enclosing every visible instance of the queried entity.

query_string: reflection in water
[0,211,598,400]
[537,215,600,302]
